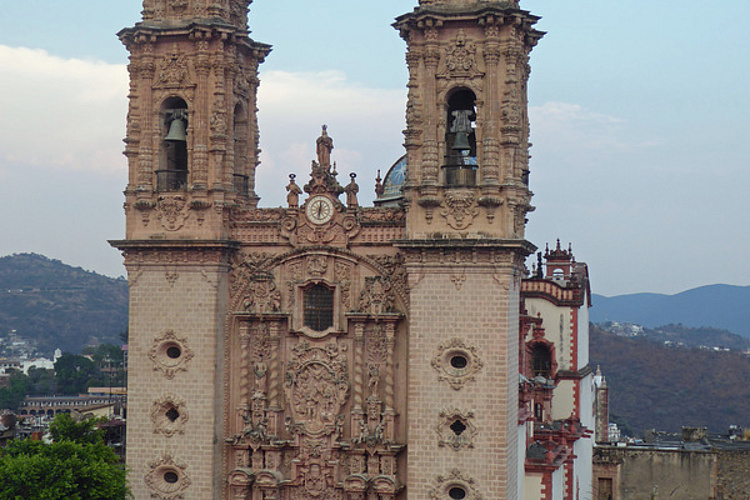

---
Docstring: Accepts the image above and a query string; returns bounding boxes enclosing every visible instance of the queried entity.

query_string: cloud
[0,45,128,174]
[256,70,406,206]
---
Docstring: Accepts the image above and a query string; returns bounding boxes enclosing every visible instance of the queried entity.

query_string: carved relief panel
[225,251,407,499]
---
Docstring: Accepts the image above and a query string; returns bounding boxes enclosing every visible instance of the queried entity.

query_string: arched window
[444,88,477,187]
[532,345,552,378]
[157,97,189,191]
[303,284,334,332]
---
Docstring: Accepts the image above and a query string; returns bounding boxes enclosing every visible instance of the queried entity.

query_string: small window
[303,284,334,332]
[532,345,552,378]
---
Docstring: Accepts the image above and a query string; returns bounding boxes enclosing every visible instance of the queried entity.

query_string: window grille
[303,285,334,331]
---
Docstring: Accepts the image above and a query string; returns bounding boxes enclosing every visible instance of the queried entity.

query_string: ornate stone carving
[241,278,282,313]
[358,277,395,315]
[151,394,189,437]
[334,262,352,310]
[449,271,466,291]
[436,408,477,451]
[144,453,192,500]
[431,338,483,390]
[443,30,481,78]
[156,195,189,231]
[306,255,328,276]
[440,190,479,230]
[148,330,194,380]
[285,340,350,436]
[429,469,482,500]
[153,45,194,90]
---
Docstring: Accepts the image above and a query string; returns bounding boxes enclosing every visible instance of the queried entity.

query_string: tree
[0,414,129,499]
[54,354,97,395]
[27,367,57,395]
[0,369,29,411]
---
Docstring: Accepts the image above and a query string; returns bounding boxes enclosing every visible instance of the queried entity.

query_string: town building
[112,0,593,498]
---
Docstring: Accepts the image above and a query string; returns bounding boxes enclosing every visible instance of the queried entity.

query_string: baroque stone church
[112,0,594,499]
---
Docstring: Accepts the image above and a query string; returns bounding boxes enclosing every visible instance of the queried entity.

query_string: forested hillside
[0,254,128,354]
[590,324,750,435]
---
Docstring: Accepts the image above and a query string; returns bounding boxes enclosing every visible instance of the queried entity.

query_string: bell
[165,118,187,142]
[451,131,470,152]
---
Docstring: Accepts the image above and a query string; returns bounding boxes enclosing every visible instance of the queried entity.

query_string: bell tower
[394,0,543,498]
[113,1,269,498]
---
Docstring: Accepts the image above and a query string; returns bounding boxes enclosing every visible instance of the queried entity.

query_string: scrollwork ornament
[144,453,192,500]
[436,408,478,451]
[430,469,482,500]
[151,394,189,437]
[431,338,483,390]
[148,330,194,379]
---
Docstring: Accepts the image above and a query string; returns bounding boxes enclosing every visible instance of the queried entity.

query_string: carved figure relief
[334,262,352,310]
[441,190,479,230]
[154,46,194,90]
[144,453,192,500]
[241,278,282,313]
[307,255,328,276]
[358,276,395,315]
[148,330,194,379]
[285,340,350,436]
[431,338,483,390]
[151,394,189,437]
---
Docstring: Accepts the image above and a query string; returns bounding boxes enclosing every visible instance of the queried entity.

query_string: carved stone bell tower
[113,1,270,498]
[393,0,543,498]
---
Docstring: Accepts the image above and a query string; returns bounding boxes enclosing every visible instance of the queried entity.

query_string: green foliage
[49,414,104,445]
[0,369,29,411]
[54,354,97,395]
[0,438,129,499]
[26,367,56,395]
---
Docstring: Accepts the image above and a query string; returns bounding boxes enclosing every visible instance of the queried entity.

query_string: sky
[0,0,748,297]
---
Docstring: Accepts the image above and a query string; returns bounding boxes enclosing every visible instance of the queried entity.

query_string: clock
[305,195,335,224]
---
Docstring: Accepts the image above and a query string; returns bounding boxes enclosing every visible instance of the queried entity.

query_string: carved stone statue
[316,125,334,168]
[345,173,359,208]
[286,174,303,208]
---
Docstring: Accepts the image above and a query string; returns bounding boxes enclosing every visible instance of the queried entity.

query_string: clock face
[305,196,335,224]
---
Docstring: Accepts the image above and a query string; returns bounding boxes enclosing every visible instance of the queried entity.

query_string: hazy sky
[0,1,748,296]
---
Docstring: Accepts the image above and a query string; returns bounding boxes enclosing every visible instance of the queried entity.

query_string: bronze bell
[165,118,187,142]
[451,131,470,151]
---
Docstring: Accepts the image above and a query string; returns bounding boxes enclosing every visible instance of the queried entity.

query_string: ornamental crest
[285,340,350,436]
[156,195,189,231]
[154,46,194,90]
[441,190,479,230]
[443,30,480,77]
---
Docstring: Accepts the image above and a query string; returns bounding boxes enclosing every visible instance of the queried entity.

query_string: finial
[556,238,562,252]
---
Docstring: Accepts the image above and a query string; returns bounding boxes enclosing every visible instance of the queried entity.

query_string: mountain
[0,253,128,354]
[590,325,750,435]
[591,284,750,338]
[596,322,750,352]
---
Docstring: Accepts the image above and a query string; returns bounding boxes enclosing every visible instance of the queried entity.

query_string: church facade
[112,1,593,499]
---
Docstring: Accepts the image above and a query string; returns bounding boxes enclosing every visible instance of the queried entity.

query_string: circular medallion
[305,195,335,225]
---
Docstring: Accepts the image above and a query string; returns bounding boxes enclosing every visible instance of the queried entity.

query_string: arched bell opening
[233,102,249,197]
[443,88,477,187]
[157,97,189,191]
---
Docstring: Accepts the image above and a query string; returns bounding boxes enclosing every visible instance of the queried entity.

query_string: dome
[376,154,406,206]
